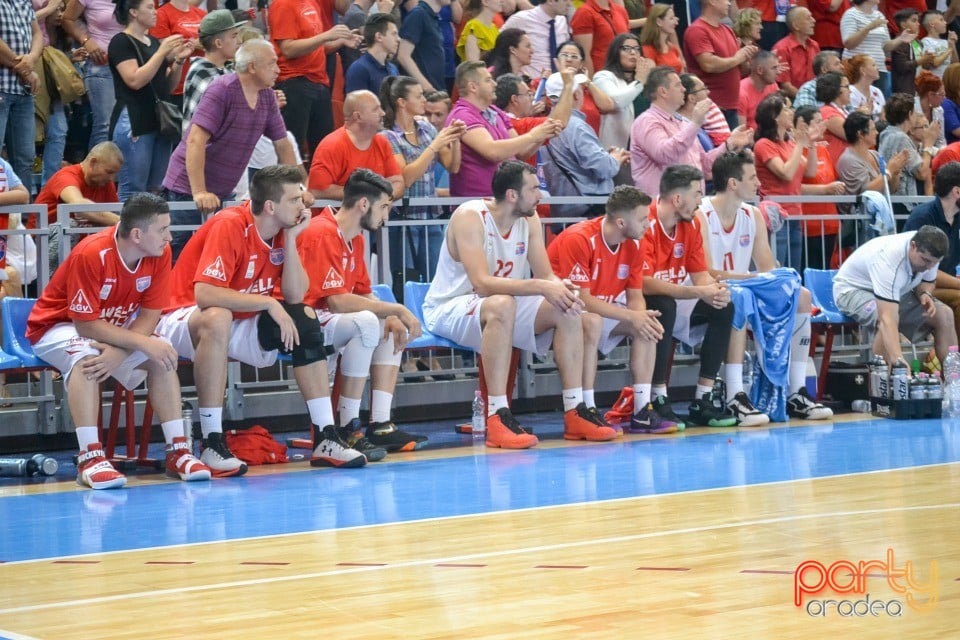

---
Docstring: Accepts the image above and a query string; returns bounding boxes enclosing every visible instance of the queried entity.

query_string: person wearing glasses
[593,33,653,150]
[553,40,615,134]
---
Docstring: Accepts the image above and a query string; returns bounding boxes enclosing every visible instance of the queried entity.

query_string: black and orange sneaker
[486,408,538,449]
[564,403,618,441]
[366,421,428,453]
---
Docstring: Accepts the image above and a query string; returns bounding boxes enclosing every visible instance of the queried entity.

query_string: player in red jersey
[548,185,679,435]
[27,194,211,489]
[157,166,364,475]
[297,169,427,457]
[640,164,738,428]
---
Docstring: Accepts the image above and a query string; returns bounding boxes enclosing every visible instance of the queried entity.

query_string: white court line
[2,461,958,567]
[0,502,956,616]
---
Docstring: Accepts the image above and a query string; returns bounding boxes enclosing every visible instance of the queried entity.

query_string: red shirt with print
[297,207,372,310]
[548,216,643,303]
[26,227,171,342]
[640,199,707,284]
[166,202,286,320]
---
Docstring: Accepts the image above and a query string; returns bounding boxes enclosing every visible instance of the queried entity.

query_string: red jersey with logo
[640,199,707,284]
[26,227,171,343]
[297,207,371,310]
[166,202,285,320]
[547,216,643,304]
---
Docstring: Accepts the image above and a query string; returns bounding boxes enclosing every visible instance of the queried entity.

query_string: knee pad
[371,326,403,367]
[349,310,382,349]
[258,302,331,367]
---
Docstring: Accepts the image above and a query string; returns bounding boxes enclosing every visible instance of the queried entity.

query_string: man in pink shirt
[684,0,758,128]
[772,6,821,99]
[447,61,561,197]
[738,50,780,130]
[631,67,753,197]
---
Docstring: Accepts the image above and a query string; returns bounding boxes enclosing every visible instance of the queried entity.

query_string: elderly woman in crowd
[818,71,853,164]
[879,93,939,205]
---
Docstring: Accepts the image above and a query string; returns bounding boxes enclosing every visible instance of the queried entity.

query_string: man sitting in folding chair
[296,168,428,459]
[833,225,957,367]
[26,194,211,489]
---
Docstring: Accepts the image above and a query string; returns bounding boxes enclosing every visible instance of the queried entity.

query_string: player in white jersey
[696,151,833,422]
[424,161,617,448]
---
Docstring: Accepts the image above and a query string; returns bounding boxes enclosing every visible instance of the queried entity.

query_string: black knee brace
[257,302,331,366]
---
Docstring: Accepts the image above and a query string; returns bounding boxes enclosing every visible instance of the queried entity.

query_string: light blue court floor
[2,412,960,563]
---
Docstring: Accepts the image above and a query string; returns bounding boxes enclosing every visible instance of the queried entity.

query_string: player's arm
[527,213,563,284]
[195,282,285,314]
[328,292,421,332]
[278,209,312,304]
[58,185,120,226]
[749,206,776,272]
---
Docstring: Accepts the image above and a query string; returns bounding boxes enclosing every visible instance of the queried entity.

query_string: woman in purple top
[63,0,124,149]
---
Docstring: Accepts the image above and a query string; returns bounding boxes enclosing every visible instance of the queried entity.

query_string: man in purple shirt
[162,39,305,258]
[630,66,753,198]
[447,61,561,197]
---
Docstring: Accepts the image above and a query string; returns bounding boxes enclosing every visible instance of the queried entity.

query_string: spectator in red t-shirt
[684,0,759,128]
[809,0,851,52]
[738,50,780,130]
[33,141,122,230]
[772,6,821,100]
[308,90,405,199]
[570,0,630,76]
[269,0,362,162]
[152,0,205,96]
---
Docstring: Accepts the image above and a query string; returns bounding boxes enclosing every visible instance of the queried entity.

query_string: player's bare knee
[198,307,232,341]
[581,312,602,345]
[481,295,516,325]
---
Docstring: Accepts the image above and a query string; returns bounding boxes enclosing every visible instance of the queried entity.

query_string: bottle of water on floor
[942,346,960,417]
[472,390,486,446]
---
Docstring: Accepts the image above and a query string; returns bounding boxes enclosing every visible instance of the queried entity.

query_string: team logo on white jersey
[136,276,151,292]
[673,243,685,258]
[515,241,526,256]
[568,263,590,283]
[99,284,112,299]
[739,234,751,247]
[322,267,344,290]
[69,290,94,314]
[617,264,629,279]
[202,257,227,281]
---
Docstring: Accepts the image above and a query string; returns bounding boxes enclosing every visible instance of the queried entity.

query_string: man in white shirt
[834,226,957,366]
[502,0,571,77]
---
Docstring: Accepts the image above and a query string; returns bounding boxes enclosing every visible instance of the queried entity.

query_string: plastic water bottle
[851,399,872,413]
[471,390,486,446]
[891,360,910,401]
[942,346,960,416]
[182,401,194,452]
[0,454,59,477]
[742,352,753,392]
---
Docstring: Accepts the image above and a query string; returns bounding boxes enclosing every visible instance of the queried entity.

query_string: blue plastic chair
[0,347,21,371]
[371,283,396,304]
[402,281,462,350]
[804,269,859,400]
[1,297,48,369]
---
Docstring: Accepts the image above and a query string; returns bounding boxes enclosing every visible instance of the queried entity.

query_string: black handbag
[125,34,182,143]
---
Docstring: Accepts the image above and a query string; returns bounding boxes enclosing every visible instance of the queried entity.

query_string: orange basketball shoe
[485,408,538,449]
[564,403,618,441]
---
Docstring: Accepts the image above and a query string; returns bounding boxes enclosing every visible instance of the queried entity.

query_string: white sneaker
[200,432,248,477]
[787,388,834,420]
[77,443,127,490]
[310,425,367,468]
[726,392,770,427]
